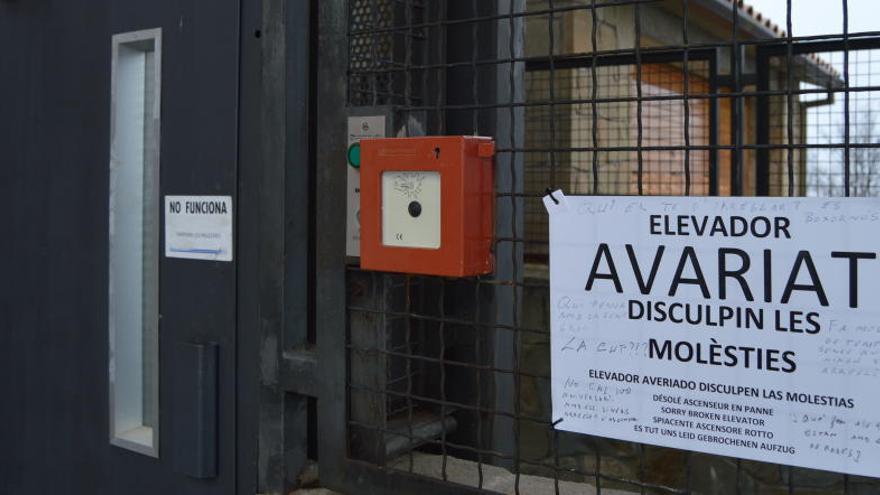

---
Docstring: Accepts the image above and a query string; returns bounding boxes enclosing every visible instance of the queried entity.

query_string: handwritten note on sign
[546,191,880,477]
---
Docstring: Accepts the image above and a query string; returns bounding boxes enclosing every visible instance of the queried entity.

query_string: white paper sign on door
[164,195,233,262]
[546,191,880,477]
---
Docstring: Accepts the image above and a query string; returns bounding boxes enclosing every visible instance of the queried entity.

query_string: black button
[408,201,422,218]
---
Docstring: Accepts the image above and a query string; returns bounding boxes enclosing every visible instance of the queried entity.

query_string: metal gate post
[238,0,317,493]
[314,2,486,490]
[314,0,353,490]
[446,0,525,470]
[709,49,721,196]
[756,46,771,196]
[487,0,526,469]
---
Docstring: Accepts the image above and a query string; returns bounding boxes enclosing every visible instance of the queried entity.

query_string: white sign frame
[164,195,233,262]
[547,191,880,477]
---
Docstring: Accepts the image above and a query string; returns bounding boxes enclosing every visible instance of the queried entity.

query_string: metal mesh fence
[343,1,880,493]
[763,49,880,198]
[524,60,714,259]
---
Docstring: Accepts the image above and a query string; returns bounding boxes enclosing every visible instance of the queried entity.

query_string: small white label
[164,195,233,261]
[346,115,386,257]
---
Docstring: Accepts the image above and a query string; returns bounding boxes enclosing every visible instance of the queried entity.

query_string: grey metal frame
[314,1,525,493]
[314,1,481,493]
[755,36,880,196]
[108,27,162,458]
[246,1,880,493]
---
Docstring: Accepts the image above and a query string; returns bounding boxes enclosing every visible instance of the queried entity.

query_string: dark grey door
[0,1,239,493]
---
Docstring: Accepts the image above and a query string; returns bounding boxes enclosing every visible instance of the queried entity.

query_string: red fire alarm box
[359,136,495,277]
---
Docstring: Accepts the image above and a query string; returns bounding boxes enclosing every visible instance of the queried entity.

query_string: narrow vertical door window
[108,28,161,456]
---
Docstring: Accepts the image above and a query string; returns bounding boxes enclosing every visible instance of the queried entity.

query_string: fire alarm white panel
[381,171,441,249]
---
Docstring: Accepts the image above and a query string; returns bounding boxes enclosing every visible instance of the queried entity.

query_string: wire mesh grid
[343,0,880,493]
[763,49,880,198]
[524,61,713,259]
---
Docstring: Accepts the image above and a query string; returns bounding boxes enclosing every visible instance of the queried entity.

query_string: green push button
[347,142,361,169]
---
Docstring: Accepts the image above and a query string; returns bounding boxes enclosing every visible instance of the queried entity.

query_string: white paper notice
[547,191,880,477]
[164,195,233,261]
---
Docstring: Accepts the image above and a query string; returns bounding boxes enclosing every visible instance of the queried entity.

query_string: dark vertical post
[732,56,745,195]
[171,342,218,479]
[283,0,315,488]
[238,0,316,492]
[348,271,391,464]
[491,0,525,470]
[315,0,350,491]
[445,0,525,470]
[255,0,294,491]
[842,0,851,196]
[730,6,743,196]
[756,48,770,196]
[709,50,720,196]
[236,0,263,492]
